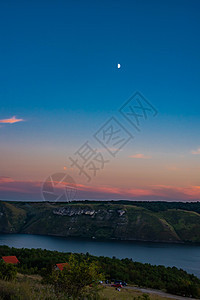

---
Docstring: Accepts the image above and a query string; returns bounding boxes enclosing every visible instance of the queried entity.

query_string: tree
[46,254,104,299]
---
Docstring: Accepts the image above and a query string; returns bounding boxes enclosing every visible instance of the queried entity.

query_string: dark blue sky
[1,0,200,113]
[0,0,200,200]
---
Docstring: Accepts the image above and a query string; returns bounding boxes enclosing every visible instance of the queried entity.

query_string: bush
[0,261,17,281]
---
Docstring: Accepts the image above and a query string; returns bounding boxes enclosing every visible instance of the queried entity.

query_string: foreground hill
[0,277,171,300]
[0,245,200,298]
[0,201,200,243]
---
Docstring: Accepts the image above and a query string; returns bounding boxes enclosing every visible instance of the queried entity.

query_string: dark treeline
[0,246,200,298]
[3,200,200,213]
[125,201,200,213]
[70,200,200,213]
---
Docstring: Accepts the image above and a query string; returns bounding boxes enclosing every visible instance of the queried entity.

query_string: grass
[0,275,174,300]
[0,274,66,300]
[0,270,175,300]
[99,286,171,300]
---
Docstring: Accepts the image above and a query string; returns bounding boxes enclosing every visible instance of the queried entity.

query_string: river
[0,234,200,278]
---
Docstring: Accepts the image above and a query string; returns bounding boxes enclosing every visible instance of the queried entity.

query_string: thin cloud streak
[129,153,152,159]
[0,116,24,124]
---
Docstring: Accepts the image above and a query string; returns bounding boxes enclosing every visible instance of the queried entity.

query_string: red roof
[56,263,69,271]
[2,256,19,264]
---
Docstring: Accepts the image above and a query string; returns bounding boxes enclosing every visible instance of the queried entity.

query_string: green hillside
[0,201,200,243]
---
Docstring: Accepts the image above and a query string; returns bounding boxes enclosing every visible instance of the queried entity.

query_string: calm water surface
[0,234,200,278]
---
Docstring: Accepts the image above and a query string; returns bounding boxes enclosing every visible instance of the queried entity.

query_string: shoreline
[1,231,200,246]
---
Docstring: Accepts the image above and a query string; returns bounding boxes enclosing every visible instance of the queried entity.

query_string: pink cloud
[0,116,24,124]
[129,153,152,159]
[0,177,41,199]
[0,176,15,183]
[191,148,200,155]
[75,183,200,200]
[0,176,200,201]
[80,183,200,200]
[152,184,200,200]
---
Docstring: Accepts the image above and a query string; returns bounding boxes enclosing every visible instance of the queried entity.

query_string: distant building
[2,256,20,264]
[55,262,69,271]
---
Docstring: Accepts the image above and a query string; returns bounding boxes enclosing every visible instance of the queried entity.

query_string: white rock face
[117,209,125,217]
[53,207,95,216]
[53,206,126,218]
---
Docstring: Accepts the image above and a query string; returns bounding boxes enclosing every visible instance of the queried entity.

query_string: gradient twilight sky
[0,0,200,201]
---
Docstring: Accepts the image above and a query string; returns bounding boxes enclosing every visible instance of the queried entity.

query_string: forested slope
[0,201,200,243]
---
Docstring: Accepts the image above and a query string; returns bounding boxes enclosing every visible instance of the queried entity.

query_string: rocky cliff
[0,201,200,243]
